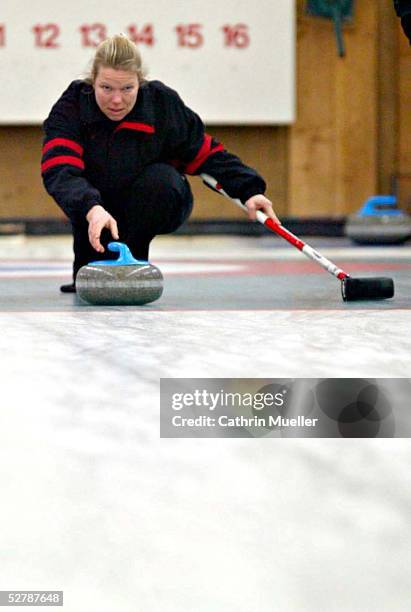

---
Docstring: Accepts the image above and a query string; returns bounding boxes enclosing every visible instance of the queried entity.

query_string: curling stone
[76,242,163,306]
[345,195,411,245]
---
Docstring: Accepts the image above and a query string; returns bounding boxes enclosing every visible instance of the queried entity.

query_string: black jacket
[394,0,411,16]
[394,0,411,43]
[41,80,266,219]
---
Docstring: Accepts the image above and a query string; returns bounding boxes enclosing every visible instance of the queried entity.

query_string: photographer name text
[172,415,318,428]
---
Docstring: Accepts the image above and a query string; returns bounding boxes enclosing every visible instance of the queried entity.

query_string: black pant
[70,163,193,279]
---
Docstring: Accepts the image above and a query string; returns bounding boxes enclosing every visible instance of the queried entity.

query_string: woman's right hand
[86,205,119,253]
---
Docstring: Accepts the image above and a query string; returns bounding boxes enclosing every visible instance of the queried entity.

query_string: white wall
[0,0,295,125]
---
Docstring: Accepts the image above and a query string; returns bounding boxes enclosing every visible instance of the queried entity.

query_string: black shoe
[60,282,76,293]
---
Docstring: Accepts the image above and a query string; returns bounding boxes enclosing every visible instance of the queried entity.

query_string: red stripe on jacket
[185,134,224,175]
[114,122,155,134]
[42,138,84,156]
[41,156,85,173]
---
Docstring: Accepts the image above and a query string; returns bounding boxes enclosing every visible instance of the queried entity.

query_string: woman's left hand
[245,194,281,224]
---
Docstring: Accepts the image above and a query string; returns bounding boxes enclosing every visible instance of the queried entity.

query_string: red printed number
[32,24,60,48]
[175,24,203,48]
[127,24,155,47]
[0,24,5,47]
[222,24,250,49]
[79,24,107,47]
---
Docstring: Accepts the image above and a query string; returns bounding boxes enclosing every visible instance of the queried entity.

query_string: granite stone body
[345,213,411,245]
[76,263,163,305]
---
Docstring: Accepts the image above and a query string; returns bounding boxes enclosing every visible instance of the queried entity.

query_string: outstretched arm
[157,82,280,221]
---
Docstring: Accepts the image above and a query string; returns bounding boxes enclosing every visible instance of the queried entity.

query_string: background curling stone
[345,195,411,245]
[76,242,163,306]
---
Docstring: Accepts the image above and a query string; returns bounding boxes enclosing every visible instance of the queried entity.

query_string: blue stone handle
[89,242,149,266]
[357,196,402,218]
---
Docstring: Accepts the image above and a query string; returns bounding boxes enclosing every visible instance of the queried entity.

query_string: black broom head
[341,277,394,301]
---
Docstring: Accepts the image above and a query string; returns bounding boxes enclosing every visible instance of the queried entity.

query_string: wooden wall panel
[377,0,399,196]
[288,13,338,216]
[398,17,411,211]
[0,127,63,218]
[334,3,378,214]
[289,0,378,217]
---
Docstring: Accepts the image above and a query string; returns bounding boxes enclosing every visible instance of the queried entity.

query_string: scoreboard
[0,0,295,124]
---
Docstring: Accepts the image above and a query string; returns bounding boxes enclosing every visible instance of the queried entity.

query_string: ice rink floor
[1,233,411,611]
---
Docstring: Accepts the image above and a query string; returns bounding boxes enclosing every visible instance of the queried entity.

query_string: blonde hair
[86,34,147,84]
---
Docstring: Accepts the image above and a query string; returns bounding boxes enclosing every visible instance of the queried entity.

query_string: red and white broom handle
[201,173,349,281]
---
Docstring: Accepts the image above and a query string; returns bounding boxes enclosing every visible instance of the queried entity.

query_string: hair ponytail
[86,34,147,84]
